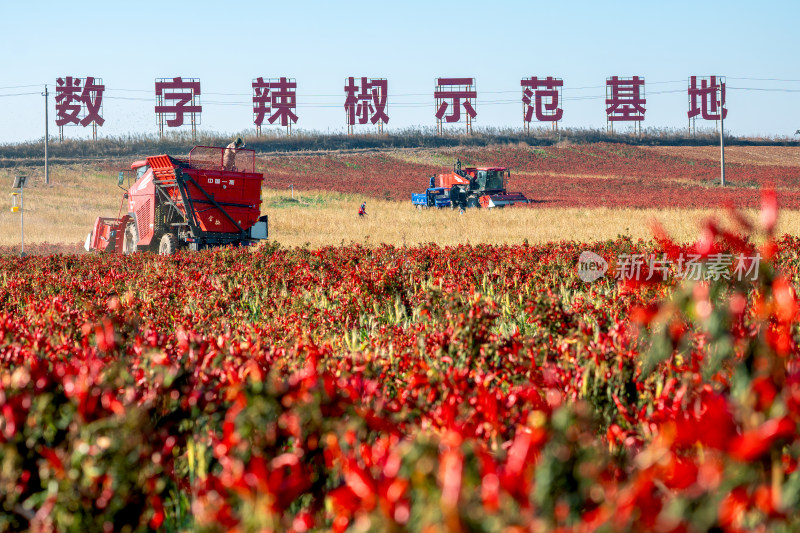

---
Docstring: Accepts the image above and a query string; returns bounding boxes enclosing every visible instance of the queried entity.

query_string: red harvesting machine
[412,160,529,209]
[86,146,268,254]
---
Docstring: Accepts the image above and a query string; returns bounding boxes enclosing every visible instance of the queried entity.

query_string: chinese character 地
[688,75,727,121]
[344,77,389,126]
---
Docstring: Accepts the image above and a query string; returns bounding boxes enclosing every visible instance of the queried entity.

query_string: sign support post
[719,85,725,187]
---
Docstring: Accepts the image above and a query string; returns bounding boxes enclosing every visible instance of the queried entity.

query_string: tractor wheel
[158,233,179,256]
[122,223,139,254]
[466,196,480,208]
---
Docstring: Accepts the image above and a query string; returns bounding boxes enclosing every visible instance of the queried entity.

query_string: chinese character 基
[253,77,298,133]
[521,77,563,131]
[155,77,202,136]
[606,76,645,132]
[344,77,388,133]
[435,78,477,133]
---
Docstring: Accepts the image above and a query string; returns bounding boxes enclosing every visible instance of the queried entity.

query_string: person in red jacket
[358,202,367,217]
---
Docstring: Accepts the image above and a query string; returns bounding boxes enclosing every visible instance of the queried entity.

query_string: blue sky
[1,0,798,143]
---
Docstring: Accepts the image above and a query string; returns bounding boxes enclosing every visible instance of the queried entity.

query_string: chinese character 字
[435,78,477,123]
[55,76,105,127]
[688,76,727,121]
[344,77,389,126]
[521,77,563,122]
[252,77,298,127]
[155,77,201,127]
[606,76,646,121]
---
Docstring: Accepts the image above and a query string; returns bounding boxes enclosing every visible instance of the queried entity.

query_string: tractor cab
[132,160,150,179]
[463,167,508,192]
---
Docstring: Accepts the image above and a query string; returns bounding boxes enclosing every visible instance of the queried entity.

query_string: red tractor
[85,146,268,255]
[412,160,529,209]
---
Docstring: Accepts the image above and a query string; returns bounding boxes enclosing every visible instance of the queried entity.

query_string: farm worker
[359,202,367,217]
[223,137,245,170]
[429,175,435,188]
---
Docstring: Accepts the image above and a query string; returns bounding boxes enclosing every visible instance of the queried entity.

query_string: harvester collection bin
[86,146,268,255]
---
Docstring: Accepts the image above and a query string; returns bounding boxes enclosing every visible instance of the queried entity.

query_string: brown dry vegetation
[643,146,800,167]
[3,144,800,251]
[3,166,800,250]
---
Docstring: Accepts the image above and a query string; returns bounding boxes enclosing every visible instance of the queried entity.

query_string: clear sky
[1,0,798,143]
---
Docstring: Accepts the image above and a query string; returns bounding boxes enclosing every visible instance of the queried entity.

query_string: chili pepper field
[2,191,800,532]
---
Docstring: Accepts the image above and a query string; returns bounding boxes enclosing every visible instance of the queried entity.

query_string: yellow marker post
[10,192,20,213]
[11,175,27,256]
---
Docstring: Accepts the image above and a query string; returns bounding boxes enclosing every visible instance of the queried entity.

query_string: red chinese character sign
[253,77,298,135]
[155,77,201,138]
[688,75,727,134]
[521,76,563,132]
[606,76,646,133]
[435,78,477,134]
[55,77,105,140]
[344,77,389,134]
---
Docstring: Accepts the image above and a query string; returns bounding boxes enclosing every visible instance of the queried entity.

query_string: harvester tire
[123,223,139,254]
[466,196,479,208]
[158,234,179,256]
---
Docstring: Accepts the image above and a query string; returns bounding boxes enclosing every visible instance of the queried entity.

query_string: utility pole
[43,85,50,185]
[719,85,725,187]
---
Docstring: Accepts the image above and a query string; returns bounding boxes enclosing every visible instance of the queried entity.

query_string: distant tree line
[0,127,797,165]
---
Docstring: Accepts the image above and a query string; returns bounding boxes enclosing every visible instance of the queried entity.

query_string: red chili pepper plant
[1,192,799,531]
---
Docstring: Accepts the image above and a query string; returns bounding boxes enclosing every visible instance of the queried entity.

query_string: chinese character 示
[435,78,477,123]
[252,77,298,127]
[344,77,389,126]
[55,76,105,127]
[688,76,727,121]
[606,76,646,121]
[521,77,563,122]
[155,77,201,127]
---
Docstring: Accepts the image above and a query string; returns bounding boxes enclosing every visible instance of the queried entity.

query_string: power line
[728,87,800,93]
[0,84,41,90]
[728,77,800,82]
